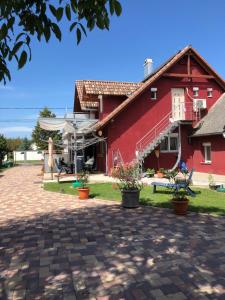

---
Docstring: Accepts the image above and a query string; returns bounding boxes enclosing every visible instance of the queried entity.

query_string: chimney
[144,58,153,79]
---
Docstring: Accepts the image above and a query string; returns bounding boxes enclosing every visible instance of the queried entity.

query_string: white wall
[14,151,44,162]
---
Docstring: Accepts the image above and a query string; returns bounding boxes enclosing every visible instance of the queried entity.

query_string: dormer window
[151,87,157,100]
[207,88,213,98]
[193,87,199,97]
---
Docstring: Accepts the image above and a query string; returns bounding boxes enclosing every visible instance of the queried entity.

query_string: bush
[111,162,143,191]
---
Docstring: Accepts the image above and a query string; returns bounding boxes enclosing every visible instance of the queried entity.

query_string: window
[160,134,179,152]
[193,87,199,97]
[207,88,213,98]
[150,87,157,100]
[203,143,211,163]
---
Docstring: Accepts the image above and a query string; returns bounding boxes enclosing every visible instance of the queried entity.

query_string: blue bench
[151,169,196,197]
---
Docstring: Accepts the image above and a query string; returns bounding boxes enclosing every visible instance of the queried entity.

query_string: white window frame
[193,87,199,97]
[150,87,157,100]
[203,142,211,164]
[207,88,213,98]
[160,133,179,153]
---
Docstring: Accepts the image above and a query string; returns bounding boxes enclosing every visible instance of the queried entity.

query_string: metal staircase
[136,111,179,165]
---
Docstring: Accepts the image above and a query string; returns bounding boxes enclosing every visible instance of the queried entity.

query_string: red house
[74,46,225,175]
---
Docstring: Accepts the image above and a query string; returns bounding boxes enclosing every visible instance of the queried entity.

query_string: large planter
[121,189,140,208]
[77,187,90,200]
[172,198,189,215]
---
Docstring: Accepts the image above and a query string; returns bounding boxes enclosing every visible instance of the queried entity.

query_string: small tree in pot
[111,162,143,208]
[171,189,189,215]
[77,171,89,200]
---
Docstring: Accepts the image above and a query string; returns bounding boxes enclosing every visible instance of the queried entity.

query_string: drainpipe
[105,140,108,175]
[170,123,182,171]
[98,95,103,114]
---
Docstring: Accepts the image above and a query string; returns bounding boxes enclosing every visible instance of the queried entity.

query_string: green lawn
[16,160,42,164]
[44,182,225,216]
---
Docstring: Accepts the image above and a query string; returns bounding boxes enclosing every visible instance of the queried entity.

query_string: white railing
[136,111,172,153]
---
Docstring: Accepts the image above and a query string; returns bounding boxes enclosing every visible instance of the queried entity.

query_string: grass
[16,160,42,164]
[44,182,225,216]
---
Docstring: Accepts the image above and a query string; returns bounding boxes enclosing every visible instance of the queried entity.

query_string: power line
[0,119,37,123]
[0,106,73,109]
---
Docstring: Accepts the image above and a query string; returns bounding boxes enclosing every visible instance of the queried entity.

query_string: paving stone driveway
[1,166,225,300]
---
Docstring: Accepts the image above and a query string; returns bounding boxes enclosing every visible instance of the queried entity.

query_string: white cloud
[0,126,33,133]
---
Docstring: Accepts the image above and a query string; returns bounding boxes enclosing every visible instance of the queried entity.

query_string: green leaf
[10,41,23,59]
[44,26,51,42]
[65,5,71,21]
[0,24,8,40]
[18,51,27,69]
[51,23,61,41]
[79,23,86,36]
[49,5,57,18]
[56,7,64,21]
[87,18,95,31]
[70,21,77,32]
[114,1,122,16]
[70,0,78,13]
[109,0,115,15]
[96,17,105,29]
[76,28,81,45]
[7,17,15,30]
[16,32,26,42]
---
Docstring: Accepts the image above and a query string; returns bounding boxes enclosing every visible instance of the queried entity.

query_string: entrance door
[171,88,185,121]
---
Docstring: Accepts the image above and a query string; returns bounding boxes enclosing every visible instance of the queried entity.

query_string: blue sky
[1,0,225,138]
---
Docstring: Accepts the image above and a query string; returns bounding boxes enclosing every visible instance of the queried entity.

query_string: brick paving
[1,166,225,299]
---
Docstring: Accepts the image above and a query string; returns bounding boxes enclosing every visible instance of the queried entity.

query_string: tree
[0,0,122,83]
[0,134,8,166]
[17,137,32,151]
[32,107,62,150]
[6,137,23,152]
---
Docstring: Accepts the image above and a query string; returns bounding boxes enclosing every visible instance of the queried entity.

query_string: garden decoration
[111,162,143,208]
[216,185,225,193]
[208,174,221,190]
[72,180,81,188]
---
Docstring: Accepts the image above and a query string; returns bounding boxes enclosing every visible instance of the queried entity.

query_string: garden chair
[54,158,71,175]
[151,168,196,197]
[84,157,94,172]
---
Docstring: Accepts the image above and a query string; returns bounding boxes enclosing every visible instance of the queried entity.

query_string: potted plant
[146,168,155,178]
[157,168,165,178]
[111,162,143,208]
[164,169,178,181]
[77,171,89,199]
[171,189,189,215]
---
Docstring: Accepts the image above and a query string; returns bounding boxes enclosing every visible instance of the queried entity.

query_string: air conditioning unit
[193,99,207,112]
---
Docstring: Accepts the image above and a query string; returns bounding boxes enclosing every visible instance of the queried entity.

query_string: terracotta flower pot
[77,187,90,200]
[157,172,164,178]
[172,198,189,215]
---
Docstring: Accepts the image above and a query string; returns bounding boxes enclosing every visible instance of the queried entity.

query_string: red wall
[105,57,224,172]
[191,135,225,175]
[99,95,126,120]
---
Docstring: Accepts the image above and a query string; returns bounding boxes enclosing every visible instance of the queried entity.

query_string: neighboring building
[74,46,225,175]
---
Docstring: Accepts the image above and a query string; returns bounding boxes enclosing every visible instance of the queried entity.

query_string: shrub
[111,162,143,191]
